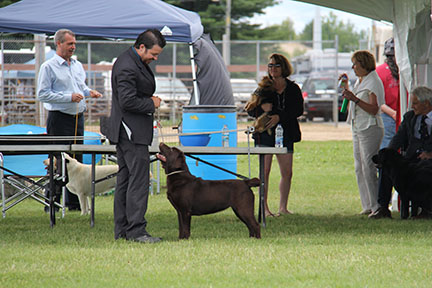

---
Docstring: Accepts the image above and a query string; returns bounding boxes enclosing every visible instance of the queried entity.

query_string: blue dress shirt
[37,54,91,115]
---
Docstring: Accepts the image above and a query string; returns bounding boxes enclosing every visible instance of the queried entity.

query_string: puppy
[245,76,277,135]
[156,142,261,239]
[372,148,432,219]
[44,154,119,215]
[253,112,272,134]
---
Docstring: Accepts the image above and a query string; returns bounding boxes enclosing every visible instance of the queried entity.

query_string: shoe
[368,207,392,219]
[115,234,126,240]
[44,206,59,213]
[68,206,81,211]
[359,209,372,215]
[127,234,162,243]
[412,209,432,219]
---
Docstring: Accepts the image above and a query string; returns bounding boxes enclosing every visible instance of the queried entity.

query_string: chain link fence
[0,36,366,135]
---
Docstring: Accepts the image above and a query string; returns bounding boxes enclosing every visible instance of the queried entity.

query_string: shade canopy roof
[0,0,204,43]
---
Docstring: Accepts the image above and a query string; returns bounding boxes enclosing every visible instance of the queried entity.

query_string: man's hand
[90,90,102,98]
[418,151,432,160]
[71,93,84,103]
[152,96,162,108]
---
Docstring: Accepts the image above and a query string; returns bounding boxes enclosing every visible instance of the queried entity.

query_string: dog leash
[246,126,254,178]
[185,154,249,180]
[73,103,79,159]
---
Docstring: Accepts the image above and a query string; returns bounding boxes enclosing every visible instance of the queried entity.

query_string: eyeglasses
[268,63,281,68]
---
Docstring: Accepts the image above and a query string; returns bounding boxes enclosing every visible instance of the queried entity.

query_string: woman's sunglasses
[268,63,281,68]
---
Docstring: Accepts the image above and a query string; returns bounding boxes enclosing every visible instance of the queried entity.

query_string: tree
[0,0,19,8]
[165,0,279,40]
[298,12,367,52]
[258,18,296,41]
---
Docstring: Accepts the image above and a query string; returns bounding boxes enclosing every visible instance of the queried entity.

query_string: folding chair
[0,152,66,218]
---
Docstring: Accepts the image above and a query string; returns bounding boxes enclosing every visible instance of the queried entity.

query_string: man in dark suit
[108,29,165,243]
[370,86,432,219]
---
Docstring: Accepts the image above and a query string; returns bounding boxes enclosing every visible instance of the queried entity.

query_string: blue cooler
[182,105,237,180]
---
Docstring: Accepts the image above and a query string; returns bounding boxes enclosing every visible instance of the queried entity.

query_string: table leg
[91,153,95,227]
[49,153,55,227]
[258,154,266,227]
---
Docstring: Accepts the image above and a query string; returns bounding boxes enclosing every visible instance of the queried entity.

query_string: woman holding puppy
[341,50,385,215]
[245,53,303,217]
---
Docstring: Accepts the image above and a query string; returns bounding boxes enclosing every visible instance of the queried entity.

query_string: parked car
[302,72,357,122]
[230,78,258,119]
[302,75,343,122]
[155,76,191,110]
[289,73,308,89]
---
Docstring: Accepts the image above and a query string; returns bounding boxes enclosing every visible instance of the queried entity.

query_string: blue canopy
[0,0,203,43]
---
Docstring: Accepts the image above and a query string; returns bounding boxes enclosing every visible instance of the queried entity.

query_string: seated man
[370,86,432,219]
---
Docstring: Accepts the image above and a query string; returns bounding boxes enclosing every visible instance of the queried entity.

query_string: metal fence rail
[0,37,365,127]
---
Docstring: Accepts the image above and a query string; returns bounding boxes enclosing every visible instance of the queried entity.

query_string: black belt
[49,110,84,117]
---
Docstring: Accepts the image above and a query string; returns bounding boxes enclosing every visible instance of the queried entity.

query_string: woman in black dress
[245,53,304,217]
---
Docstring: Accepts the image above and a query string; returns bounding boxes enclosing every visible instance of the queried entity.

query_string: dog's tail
[244,177,260,187]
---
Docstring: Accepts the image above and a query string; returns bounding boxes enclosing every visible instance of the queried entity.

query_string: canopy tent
[0,0,203,43]
[295,0,432,113]
[0,0,217,105]
[190,34,234,106]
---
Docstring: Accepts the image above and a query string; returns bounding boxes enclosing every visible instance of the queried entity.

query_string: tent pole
[189,43,199,104]
[1,38,4,126]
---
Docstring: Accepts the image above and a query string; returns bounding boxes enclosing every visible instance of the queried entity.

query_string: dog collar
[166,170,185,176]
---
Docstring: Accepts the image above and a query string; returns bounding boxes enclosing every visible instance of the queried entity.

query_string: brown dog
[156,142,261,239]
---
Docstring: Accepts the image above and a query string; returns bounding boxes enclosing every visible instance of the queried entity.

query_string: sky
[250,0,391,33]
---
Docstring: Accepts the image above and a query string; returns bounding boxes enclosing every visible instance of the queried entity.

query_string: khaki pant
[352,125,384,212]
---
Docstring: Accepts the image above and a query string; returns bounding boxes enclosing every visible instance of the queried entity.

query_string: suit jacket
[389,110,432,160]
[108,47,156,145]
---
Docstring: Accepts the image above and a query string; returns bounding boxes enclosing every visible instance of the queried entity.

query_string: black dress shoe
[44,206,59,213]
[368,207,392,219]
[67,206,81,211]
[115,234,126,240]
[127,234,162,243]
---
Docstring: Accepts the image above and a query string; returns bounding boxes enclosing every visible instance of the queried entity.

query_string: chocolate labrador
[156,142,261,239]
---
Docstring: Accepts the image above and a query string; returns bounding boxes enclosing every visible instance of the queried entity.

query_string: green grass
[2,141,432,287]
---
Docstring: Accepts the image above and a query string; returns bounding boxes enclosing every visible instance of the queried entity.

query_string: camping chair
[0,152,67,218]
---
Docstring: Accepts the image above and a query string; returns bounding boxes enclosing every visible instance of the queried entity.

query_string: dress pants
[46,111,83,208]
[352,125,384,212]
[114,126,150,240]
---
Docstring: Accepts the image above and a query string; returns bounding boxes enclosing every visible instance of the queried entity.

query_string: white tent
[295,0,432,112]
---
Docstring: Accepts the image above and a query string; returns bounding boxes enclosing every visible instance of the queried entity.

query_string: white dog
[61,154,119,215]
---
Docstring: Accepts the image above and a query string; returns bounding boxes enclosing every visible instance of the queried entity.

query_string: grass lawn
[1,140,432,287]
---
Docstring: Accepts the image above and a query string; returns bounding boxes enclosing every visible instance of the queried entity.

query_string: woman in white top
[341,50,385,216]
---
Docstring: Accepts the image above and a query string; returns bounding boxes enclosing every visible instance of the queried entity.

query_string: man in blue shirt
[37,28,102,211]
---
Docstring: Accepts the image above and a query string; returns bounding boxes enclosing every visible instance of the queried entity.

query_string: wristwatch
[354,99,360,104]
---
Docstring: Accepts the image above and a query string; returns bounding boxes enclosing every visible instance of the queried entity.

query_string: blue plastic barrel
[182,105,237,180]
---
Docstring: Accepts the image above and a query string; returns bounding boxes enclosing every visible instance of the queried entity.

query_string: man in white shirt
[37,28,102,210]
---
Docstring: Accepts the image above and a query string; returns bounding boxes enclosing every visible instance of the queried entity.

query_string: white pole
[189,43,199,104]
[222,0,231,65]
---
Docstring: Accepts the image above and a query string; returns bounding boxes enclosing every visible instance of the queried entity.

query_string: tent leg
[189,43,199,105]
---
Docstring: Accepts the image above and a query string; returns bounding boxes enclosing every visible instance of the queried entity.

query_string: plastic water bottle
[339,75,349,113]
[275,124,283,148]
[222,124,229,147]
[151,120,158,147]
